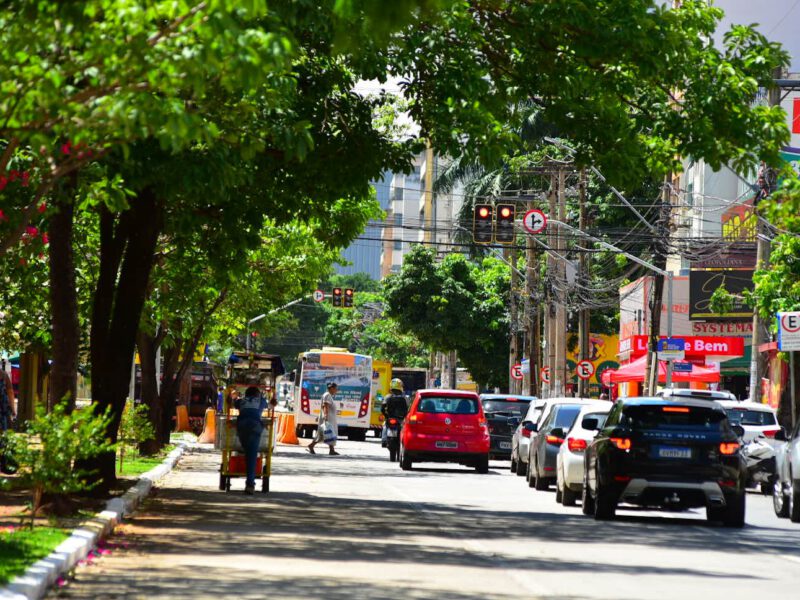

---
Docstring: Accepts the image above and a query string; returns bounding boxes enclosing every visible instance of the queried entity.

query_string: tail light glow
[610,437,632,450]
[663,406,690,413]
[719,479,737,487]
[301,388,310,414]
[520,428,532,438]
[358,393,369,418]
[719,442,740,455]
[762,429,780,438]
[567,437,587,452]
[613,475,631,483]
[388,418,398,426]
[545,435,564,446]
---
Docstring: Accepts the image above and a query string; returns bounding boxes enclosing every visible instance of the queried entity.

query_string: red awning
[601,354,721,385]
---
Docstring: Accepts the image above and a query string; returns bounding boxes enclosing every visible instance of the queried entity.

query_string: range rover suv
[582,397,746,527]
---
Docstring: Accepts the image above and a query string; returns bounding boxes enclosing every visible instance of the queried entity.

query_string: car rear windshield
[622,405,726,431]
[725,408,777,426]
[482,399,530,415]
[552,405,582,429]
[582,412,608,429]
[418,396,479,415]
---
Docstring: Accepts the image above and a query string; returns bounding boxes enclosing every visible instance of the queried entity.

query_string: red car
[399,389,491,473]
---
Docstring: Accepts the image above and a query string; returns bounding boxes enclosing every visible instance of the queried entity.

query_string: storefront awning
[601,354,721,385]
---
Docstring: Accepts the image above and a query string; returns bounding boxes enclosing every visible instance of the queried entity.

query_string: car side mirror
[582,417,599,431]
[774,428,788,442]
[550,427,565,439]
[523,421,537,433]
[731,424,745,438]
[507,416,521,428]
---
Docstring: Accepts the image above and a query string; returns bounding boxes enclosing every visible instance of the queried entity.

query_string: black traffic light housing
[473,204,493,244]
[343,288,354,308]
[332,287,343,307]
[495,204,515,244]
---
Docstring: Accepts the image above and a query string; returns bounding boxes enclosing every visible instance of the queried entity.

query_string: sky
[714,0,800,71]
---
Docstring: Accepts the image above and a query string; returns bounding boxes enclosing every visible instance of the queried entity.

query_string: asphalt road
[55,437,800,600]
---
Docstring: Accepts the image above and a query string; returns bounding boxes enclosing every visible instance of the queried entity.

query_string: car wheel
[760,482,773,496]
[517,458,528,477]
[400,446,413,471]
[475,456,489,474]
[562,486,578,507]
[535,468,549,491]
[774,480,790,518]
[581,474,595,516]
[718,493,746,528]
[593,483,616,520]
[790,479,800,523]
[389,448,397,462]
[510,456,518,473]
[555,486,563,503]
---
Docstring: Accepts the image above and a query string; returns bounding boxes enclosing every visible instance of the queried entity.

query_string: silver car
[773,421,800,521]
[510,399,546,477]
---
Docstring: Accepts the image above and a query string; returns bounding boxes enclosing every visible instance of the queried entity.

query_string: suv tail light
[388,418,398,426]
[610,437,631,450]
[762,429,780,438]
[719,442,740,455]
[545,435,564,446]
[567,437,587,452]
[301,388,310,414]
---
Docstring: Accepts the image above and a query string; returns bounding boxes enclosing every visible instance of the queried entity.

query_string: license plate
[499,441,512,450]
[435,441,458,449]
[387,429,397,437]
[657,446,692,459]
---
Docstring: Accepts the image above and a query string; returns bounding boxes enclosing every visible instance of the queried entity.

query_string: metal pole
[665,273,674,387]
[791,352,797,430]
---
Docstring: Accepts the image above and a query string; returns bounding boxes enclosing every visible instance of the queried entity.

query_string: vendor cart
[216,352,284,493]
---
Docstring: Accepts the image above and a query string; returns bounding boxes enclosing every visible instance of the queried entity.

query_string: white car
[510,399,546,477]
[512,397,591,477]
[655,388,738,402]
[716,400,780,443]
[555,405,611,506]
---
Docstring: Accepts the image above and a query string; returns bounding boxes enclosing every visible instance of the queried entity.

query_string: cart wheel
[261,477,269,493]
[219,474,226,491]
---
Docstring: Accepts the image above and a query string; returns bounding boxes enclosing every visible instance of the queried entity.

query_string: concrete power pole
[525,199,539,397]
[545,175,558,397]
[509,246,519,394]
[578,169,591,398]
[748,69,782,403]
[554,168,568,397]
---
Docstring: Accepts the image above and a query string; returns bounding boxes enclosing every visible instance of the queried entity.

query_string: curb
[0,442,190,600]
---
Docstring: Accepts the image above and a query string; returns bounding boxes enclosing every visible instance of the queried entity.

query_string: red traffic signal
[473,204,493,244]
[343,288,354,308]
[495,204,515,244]
[332,287,343,307]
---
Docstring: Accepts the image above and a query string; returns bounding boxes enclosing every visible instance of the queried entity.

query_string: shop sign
[624,335,745,359]
[689,269,754,321]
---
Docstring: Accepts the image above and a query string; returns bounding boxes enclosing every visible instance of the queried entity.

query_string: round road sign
[540,366,551,384]
[312,289,325,303]
[576,360,595,380]
[511,363,524,381]
[522,209,547,235]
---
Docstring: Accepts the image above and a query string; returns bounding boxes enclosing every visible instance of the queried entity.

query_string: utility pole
[509,246,519,393]
[554,168,568,397]
[544,174,557,397]
[643,176,672,395]
[526,198,539,397]
[578,169,590,398]
[748,69,782,403]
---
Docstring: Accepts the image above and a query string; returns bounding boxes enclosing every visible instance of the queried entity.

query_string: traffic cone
[198,408,216,443]
[175,405,191,432]
[280,414,299,445]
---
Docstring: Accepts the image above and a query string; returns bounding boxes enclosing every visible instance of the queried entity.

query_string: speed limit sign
[576,360,595,381]
[312,289,325,303]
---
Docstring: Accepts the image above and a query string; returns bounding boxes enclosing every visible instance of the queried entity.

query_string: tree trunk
[48,187,79,412]
[85,188,163,492]
[158,342,181,445]
[136,328,164,456]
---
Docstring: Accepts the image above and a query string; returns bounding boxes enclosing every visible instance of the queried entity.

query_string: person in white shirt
[307,382,340,456]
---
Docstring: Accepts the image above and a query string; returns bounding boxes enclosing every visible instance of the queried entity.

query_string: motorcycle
[386,417,403,462]
[741,435,777,495]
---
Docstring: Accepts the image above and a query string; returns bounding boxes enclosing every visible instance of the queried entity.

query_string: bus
[291,348,373,441]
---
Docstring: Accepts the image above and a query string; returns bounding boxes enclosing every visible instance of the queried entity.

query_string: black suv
[582,397,746,526]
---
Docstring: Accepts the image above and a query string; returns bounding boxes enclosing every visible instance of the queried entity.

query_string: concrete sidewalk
[51,441,521,600]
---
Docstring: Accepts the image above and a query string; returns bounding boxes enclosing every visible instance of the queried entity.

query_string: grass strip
[0,526,69,585]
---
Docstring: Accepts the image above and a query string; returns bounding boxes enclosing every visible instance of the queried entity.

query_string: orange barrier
[198,408,216,443]
[175,405,191,432]
[278,413,299,445]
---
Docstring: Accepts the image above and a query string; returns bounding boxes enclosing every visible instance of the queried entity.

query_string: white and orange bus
[291,348,373,441]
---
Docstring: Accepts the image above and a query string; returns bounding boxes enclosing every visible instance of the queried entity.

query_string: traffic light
[473,204,493,243]
[332,287,343,307]
[495,204,515,244]
[343,288,354,308]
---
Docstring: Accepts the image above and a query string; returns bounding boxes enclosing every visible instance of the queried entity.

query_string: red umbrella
[601,354,720,385]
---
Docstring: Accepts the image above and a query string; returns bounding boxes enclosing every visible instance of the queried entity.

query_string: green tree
[384,246,510,389]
